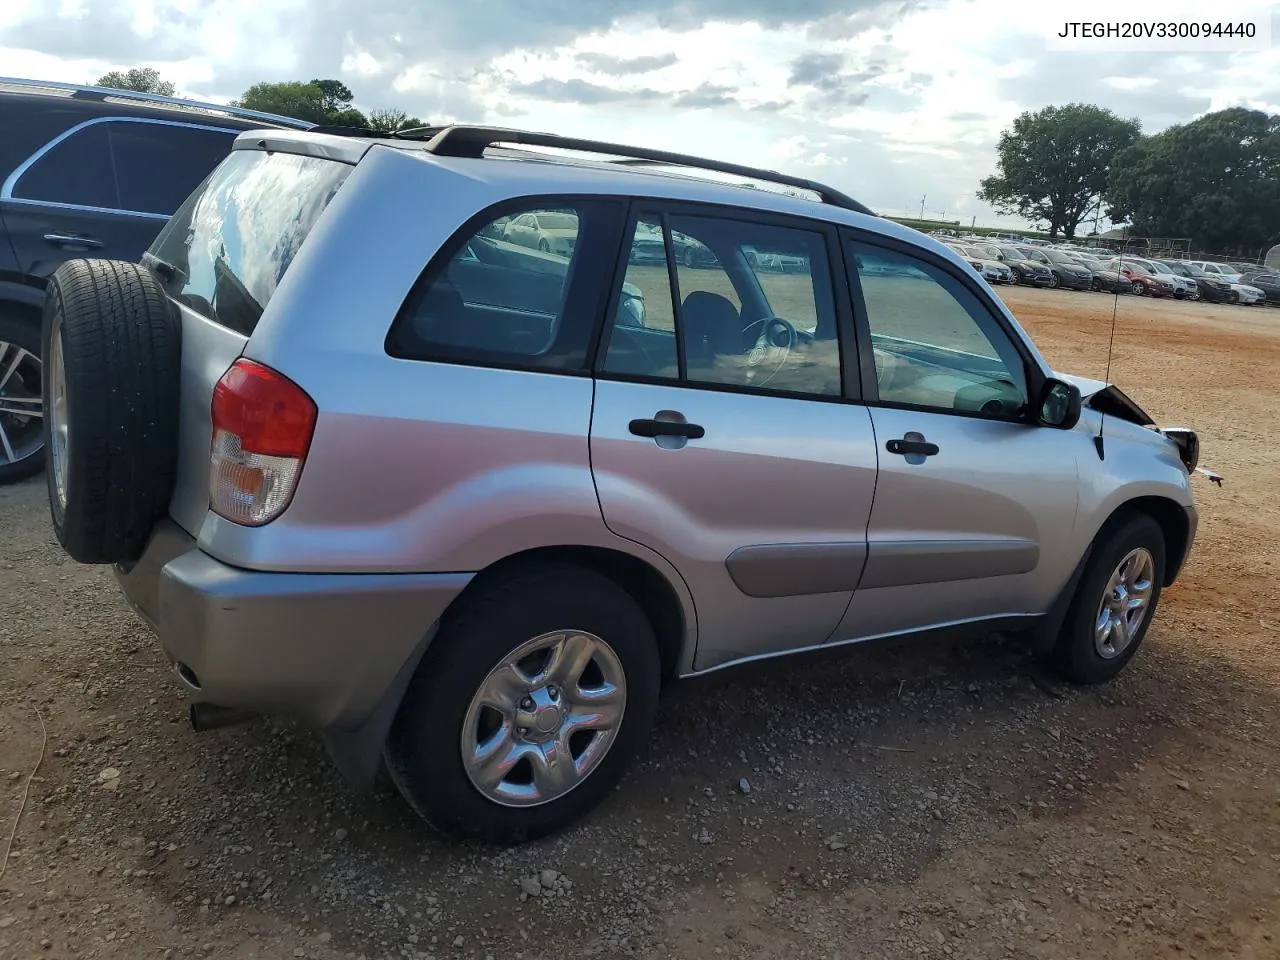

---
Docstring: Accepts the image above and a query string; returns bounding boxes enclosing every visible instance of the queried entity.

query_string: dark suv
[0,77,308,484]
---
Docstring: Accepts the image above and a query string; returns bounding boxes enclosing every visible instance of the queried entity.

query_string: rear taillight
[209,359,317,526]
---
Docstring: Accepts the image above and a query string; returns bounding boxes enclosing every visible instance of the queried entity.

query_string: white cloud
[1,0,1277,228]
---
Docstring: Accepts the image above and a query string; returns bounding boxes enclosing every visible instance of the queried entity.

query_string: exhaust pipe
[189,702,258,732]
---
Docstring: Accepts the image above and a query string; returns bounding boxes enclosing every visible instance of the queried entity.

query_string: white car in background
[1186,262,1266,304]
[944,242,1016,284]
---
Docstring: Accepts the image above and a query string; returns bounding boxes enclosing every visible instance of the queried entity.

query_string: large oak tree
[978,104,1142,239]
[1105,107,1280,256]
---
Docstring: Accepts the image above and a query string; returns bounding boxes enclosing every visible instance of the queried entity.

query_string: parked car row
[937,233,1278,308]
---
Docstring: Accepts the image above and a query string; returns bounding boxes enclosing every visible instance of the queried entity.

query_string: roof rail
[411,124,875,217]
[0,76,314,130]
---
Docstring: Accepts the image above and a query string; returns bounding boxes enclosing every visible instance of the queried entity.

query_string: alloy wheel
[461,630,627,808]
[0,339,44,471]
[1094,548,1155,660]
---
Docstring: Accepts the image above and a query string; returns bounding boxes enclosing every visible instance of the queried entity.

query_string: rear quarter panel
[198,146,696,638]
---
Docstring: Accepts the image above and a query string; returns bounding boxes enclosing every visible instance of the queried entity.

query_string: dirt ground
[2,286,1279,960]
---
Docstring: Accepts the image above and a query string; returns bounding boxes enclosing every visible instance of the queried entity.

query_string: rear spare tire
[42,259,182,565]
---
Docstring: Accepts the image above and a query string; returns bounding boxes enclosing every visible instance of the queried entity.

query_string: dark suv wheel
[0,313,45,484]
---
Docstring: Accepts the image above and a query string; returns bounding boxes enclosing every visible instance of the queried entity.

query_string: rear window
[146,148,351,335]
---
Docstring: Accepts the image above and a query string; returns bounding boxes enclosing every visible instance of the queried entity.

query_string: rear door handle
[886,437,939,457]
[44,233,103,250]
[629,418,705,440]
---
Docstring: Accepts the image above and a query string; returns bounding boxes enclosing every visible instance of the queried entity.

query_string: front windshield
[999,247,1026,260]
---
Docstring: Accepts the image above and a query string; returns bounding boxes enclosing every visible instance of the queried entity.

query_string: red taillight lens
[209,359,317,526]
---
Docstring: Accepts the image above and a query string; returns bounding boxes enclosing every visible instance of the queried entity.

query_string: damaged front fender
[1055,372,1222,484]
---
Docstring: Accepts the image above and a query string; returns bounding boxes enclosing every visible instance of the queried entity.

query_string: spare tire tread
[44,259,182,565]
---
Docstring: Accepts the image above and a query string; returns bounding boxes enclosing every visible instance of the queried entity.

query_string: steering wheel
[740,316,797,386]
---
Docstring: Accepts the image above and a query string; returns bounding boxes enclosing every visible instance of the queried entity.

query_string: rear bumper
[114,520,472,730]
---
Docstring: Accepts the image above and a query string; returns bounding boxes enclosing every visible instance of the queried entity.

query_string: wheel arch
[0,294,43,327]
[456,544,691,686]
[323,542,694,791]
[1093,495,1192,587]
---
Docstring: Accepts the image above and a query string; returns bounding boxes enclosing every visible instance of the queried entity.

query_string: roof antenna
[1095,228,1126,461]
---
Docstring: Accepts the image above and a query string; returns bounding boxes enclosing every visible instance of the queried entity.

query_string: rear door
[829,234,1082,643]
[1,118,237,283]
[589,203,878,673]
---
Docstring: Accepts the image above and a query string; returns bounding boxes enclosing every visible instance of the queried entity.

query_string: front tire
[385,563,661,843]
[1131,281,1145,296]
[1048,514,1166,685]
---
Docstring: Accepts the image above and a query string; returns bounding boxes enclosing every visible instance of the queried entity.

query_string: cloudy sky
[2,0,1277,228]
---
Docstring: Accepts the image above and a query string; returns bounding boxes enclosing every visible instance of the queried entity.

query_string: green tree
[233,80,368,126]
[1105,107,1280,255]
[978,104,1142,239]
[95,67,176,97]
[310,79,355,114]
[367,108,426,133]
[234,81,329,123]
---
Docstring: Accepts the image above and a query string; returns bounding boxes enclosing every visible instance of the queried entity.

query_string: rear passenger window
[601,213,842,397]
[108,123,235,215]
[389,200,624,370]
[11,119,233,215]
[12,122,117,209]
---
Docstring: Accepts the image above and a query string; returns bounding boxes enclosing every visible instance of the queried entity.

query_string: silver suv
[41,125,1202,843]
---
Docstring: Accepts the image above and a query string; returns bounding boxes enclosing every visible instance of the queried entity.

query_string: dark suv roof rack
[0,76,314,130]
[405,124,875,216]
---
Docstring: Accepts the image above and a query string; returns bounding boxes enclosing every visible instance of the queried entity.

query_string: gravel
[3,290,1280,959]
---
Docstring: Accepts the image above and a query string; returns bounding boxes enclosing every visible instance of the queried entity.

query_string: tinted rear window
[146,148,351,335]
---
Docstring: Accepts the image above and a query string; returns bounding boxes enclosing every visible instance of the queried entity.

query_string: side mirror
[1037,378,1082,429]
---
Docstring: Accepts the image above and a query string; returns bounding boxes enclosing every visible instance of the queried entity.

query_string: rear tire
[0,313,45,485]
[1047,514,1166,685]
[385,563,661,843]
[42,259,182,565]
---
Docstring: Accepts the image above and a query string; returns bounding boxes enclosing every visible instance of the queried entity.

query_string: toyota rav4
[42,125,1204,843]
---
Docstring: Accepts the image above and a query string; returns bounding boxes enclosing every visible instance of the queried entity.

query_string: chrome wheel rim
[461,630,626,808]
[47,326,68,507]
[1094,548,1155,660]
[0,337,45,470]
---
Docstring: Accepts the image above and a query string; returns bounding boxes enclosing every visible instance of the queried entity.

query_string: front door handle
[629,418,705,440]
[886,436,939,457]
[44,233,103,250]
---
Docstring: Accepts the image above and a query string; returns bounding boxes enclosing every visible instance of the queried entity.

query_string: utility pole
[971,215,976,230]
[919,195,926,219]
